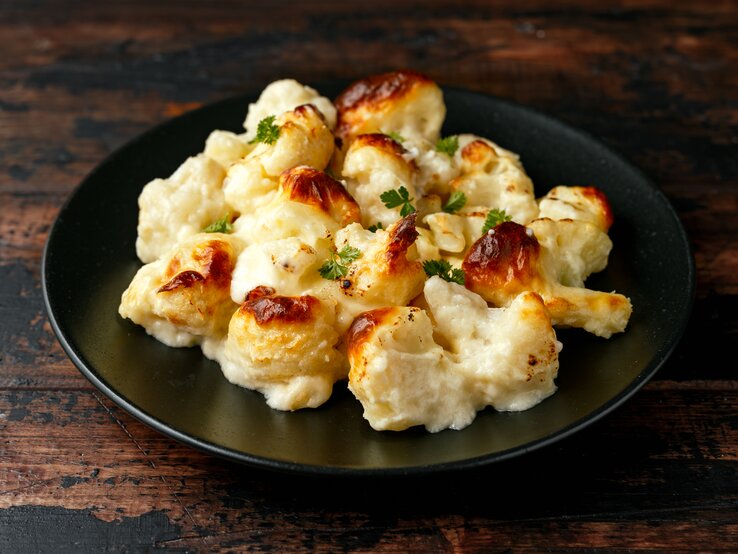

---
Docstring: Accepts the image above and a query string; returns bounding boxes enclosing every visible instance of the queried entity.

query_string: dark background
[1,1,737,551]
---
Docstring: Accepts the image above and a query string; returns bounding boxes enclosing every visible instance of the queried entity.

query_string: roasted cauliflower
[120,72,633,432]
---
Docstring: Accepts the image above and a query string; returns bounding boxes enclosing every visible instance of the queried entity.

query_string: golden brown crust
[346,307,396,359]
[463,221,542,298]
[240,293,320,326]
[279,165,361,226]
[335,70,433,137]
[579,186,614,230]
[385,213,419,270]
[159,239,234,294]
[245,285,276,302]
[460,139,497,167]
[157,270,204,293]
[292,103,327,124]
[351,133,408,155]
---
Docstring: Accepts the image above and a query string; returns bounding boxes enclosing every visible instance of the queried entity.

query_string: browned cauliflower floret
[234,165,361,248]
[463,221,631,338]
[230,166,361,303]
[324,214,425,331]
[223,104,334,215]
[335,69,445,146]
[212,286,345,410]
[347,277,560,432]
[120,233,242,346]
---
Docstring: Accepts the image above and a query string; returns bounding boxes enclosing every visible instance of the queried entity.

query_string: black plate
[43,85,695,475]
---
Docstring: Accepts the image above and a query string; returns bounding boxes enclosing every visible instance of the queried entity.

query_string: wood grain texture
[1,0,737,551]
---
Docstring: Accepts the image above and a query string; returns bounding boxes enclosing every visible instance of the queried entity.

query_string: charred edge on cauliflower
[578,187,614,230]
[349,134,419,173]
[335,70,434,136]
[245,285,276,301]
[279,165,361,226]
[346,307,396,359]
[292,103,328,124]
[158,240,234,293]
[240,293,320,326]
[385,213,419,269]
[463,221,541,295]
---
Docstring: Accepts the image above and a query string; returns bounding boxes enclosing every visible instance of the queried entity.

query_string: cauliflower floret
[120,233,242,347]
[243,79,337,137]
[325,215,425,331]
[347,306,471,432]
[347,277,560,432]
[203,130,253,169]
[463,221,631,338]
[423,277,560,412]
[335,70,445,145]
[224,104,334,215]
[234,165,361,248]
[136,155,229,263]
[342,134,418,228]
[538,185,614,232]
[211,286,345,410]
[527,217,612,288]
[448,134,539,224]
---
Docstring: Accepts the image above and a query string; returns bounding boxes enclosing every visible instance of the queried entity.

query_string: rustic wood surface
[1,0,737,551]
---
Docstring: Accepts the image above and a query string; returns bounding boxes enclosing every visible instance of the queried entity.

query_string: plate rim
[42,84,696,476]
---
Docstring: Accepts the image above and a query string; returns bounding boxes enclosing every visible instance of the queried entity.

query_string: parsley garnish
[423,259,465,285]
[481,208,512,234]
[380,186,416,216]
[203,213,233,234]
[367,222,384,233]
[436,135,459,156]
[442,191,467,214]
[383,130,405,143]
[319,245,362,280]
[249,115,280,145]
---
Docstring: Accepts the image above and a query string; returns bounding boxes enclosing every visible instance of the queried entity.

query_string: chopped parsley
[249,115,280,145]
[380,186,416,216]
[318,245,362,280]
[383,130,405,143]
[442,191,467,214]
[367,222,384,233]
[435,135,459,156]
[481,208,512,234]
[422,259,465,285]
[202,213,233,234]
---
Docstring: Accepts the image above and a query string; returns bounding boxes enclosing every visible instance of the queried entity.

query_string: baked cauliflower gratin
[120,71,633,432]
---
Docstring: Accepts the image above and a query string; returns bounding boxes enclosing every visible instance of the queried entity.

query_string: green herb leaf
[422,259,465,285]
[367,222,384,233]
[435,135,459,156]
[442,191,467,214]
[203,213,233,234]
[249,115,280,145]
[380,186,416,215]
[337,245,361,265]
[481,208,512,234]
[384,130,405,143]
[319,245,362,280]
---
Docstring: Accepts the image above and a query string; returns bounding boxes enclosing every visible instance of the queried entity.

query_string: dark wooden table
[2,1,737,551]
